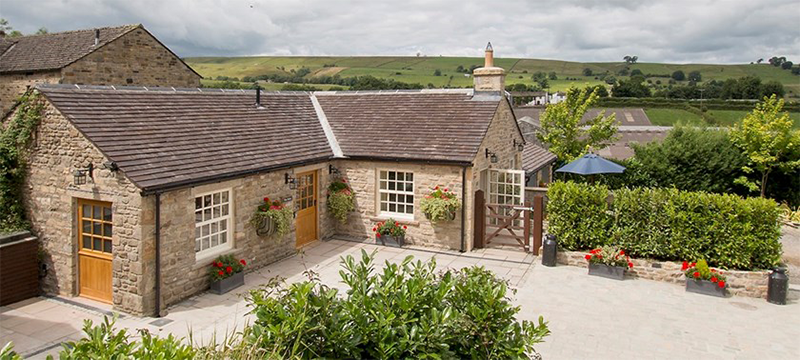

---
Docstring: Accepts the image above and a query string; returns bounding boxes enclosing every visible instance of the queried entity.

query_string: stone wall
[557,250,770,299]
[20,97,149,314]
[61,27,201,88]
[333,160,467,250]
[0,71,60,117]
[155,162,335,312]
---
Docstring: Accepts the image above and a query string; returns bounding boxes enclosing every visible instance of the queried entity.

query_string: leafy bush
[546,182,612,250]
[327,179,354,224]
[1,342,22,360]
[548,182,783,270]
[55,316,195,359]
[245,250,549,359]
[420,186,461,223]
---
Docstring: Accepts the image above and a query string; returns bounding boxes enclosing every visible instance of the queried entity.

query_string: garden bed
[556,250,770,298]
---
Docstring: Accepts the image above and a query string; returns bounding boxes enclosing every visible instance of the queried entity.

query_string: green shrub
[546,181,612,250]
[327,179,354,224]
[245,250,549,359]
[1,342,22,360]
[548,182,783,270]
[55,316,195,359]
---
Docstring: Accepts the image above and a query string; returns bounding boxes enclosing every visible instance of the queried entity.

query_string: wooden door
[77,199,113,303]
[295,170,318,247]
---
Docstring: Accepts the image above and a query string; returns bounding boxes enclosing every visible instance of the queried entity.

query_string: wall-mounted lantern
[485,148,498,164]
[285,173,297,189]
[513,138,525,152]
[329,164,340,175]
[73,163,94,185]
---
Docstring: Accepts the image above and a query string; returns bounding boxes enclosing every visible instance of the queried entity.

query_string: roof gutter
[343,155,472,167]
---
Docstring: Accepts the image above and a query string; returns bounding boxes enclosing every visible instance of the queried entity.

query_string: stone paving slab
[1,238,798,359]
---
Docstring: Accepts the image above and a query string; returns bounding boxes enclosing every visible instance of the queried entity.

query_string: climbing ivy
[0,93,44,232]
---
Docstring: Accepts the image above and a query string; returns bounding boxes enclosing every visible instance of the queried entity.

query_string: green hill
[186,56,800,95]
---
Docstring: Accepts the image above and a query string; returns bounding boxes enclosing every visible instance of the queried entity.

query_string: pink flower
[402,225,407,230]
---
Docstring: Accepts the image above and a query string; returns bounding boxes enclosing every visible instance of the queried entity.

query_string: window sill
[193,246,236,270]
[369,215,419,226]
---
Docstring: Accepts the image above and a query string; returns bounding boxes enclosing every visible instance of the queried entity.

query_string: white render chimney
[473,42,505,92]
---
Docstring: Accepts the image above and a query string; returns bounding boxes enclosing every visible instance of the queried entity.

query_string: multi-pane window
[378,170,414,218]
[195,190,231,256]
[79,201,113,254]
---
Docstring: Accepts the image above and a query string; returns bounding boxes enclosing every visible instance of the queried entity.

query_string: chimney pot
[485,42,494,68]
[94,29,100,46]
[473,42,505,92]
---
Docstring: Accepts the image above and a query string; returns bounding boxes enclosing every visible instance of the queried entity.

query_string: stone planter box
[377,234,405,248]
[686,278,727,298]
[588,263,625,280]
[210,272,244,295]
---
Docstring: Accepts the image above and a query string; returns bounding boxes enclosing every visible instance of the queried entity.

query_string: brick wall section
[333,160,466,250]
[61,28,200,88]
[20,99,149,314]
[0,71,60,116]
[154,162,335,312]
[557,251,770,299]
[0,236,39,305]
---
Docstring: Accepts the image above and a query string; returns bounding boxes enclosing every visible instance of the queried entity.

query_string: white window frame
[194,188,233,261]
[377,169,415,220]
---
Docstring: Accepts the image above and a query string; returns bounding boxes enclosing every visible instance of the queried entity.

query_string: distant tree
[671,70,686,81]
[792,67,800,76]
[585,84,608,97]
[537,87,618,161]
[617,68,629,76]
[538,78,550,89]
[768,56,786,67]
[687,71,702,82]
[433,69,442,76]
[612,77,651,98]
[761,80,785,98]
[756,58,764,64]
[35,27,48,35]
[532,71,547,82]
[730,95,800,197]
[630,69,643,76]
[468,64,480,73]
[623,55,632,64]
[631,56,638,64]
[604,75,617,85]
[0,18,21,37]
[781,61,794,70]
[548,71,557,80]
[582,68,593,76]
[455,65,464,73]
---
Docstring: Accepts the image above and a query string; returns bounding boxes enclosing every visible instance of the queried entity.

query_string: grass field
[186,56,800,96]
[644,108,800,128]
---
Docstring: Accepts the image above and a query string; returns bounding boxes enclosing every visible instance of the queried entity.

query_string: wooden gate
[474,189,545,254]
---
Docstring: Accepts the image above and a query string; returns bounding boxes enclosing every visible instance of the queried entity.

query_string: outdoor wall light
[485,149,498,164]
[513,139,525,152]
[329,164,340,175]
[73,163,94,185]
[285,173,297,189]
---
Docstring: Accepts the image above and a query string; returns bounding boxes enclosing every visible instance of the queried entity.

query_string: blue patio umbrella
[555,153,625,180]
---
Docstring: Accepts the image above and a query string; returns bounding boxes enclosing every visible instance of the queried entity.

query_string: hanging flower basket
[584,246,633,281]
[327,178,355,224]
[683,260,727,297]
[420,186,461,223]
[250,197,293,237]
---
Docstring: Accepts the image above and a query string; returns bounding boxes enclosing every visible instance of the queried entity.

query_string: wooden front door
[77,199,113,303]
[295,170,318,247]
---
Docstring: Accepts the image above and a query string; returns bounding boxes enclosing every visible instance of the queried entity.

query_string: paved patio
[2,239,798,359]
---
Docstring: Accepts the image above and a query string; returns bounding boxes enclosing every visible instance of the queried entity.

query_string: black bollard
[767,268,788,305]
[542,234,557,267]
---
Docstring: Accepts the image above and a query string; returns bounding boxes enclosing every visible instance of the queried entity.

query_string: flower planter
[377,234,405,248]
[210,271,244,295]
[686,279,727,298]
[424,210,456,222]
[255,216,276,237]
[588,263,625,280]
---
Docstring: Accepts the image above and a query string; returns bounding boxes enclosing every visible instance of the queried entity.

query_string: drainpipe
[154,192,162,317]
[460,166,467,253]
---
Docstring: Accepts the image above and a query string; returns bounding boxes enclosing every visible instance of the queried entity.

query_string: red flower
[585,255,592,260]
[620,250,625,256]
[718,281,725,288]
[693,272,700,278]
[444,188,449,192]
[711,277,718,283]
[628,262,634,268]
[263,197,269,203]
[681,261,688,271]
[342,179,346,183]
[395,222,399,226]
[434,186,439,190]
[597,254,603,259]
[690,262,696,267]
[403,225,407,229]
[240,259,247,266]
[226,266,233,274]
[372,227,377,232]
[710,269,716,273]
[217,262,223,268]
[218,270,224,276]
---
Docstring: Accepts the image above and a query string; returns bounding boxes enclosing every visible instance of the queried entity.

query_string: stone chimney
[473,42,505,92]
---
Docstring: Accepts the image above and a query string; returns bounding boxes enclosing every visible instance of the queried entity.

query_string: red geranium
[218,270,224,276]
[681,261,688,271]
[226,266,233,274]
[693,272,700,278]
[628,262,634,268]
[217,262,223,268]
[240,259,247,266]
[717,281,725,288]
[403,225,407,229]
[711,277,718,283]
[585,255,592,260]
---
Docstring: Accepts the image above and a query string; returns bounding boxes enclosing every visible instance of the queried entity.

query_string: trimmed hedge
[547,182,782,270]
[596,97,800,112]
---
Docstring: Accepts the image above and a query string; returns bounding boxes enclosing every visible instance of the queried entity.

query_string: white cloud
[2,0,798,63]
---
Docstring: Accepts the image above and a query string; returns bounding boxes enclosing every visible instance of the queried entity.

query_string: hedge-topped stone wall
[557,250,770,299]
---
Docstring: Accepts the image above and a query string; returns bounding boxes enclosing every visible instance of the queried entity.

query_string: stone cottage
[0,24,201,115]
[8,45,549,316]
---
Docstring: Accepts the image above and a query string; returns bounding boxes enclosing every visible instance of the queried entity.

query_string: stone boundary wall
[557,250,769,299]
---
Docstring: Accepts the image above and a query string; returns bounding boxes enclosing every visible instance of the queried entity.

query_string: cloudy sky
[2,0,798,63]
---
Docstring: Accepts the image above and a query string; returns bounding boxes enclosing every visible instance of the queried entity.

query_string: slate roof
[317,90,501,163]
[522,143,557,174]
[37,85,332,192]
[35,86,507,192]
[0,24,199,77]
